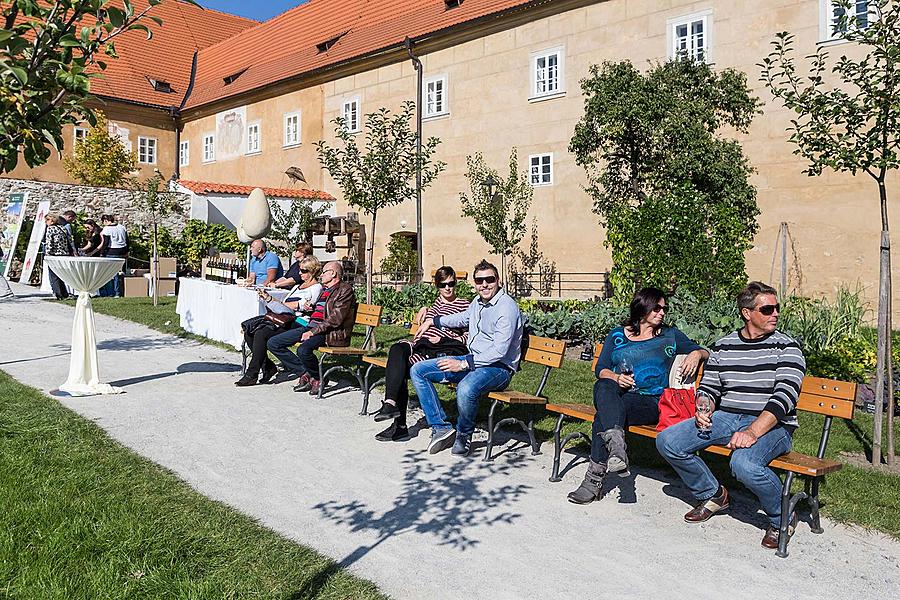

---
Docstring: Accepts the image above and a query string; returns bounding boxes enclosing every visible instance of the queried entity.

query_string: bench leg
[807,477,824,534]
[361,363,384,416]
[550,413,565,482]
[483,399,500,461]
[317,354,327,399]
[526,416,540,456]
[776,471,795,558]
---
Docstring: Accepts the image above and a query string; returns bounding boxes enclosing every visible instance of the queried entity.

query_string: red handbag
[657,387,696,432]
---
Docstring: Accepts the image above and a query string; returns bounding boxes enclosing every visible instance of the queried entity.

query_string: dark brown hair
[473,259,499,280]
[433,266,457,285]
[622,287,667,334]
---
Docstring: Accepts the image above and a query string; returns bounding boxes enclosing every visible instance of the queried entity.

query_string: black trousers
[591,378,659,463]
[384,342,414,426]
[48,267,69,300]
[244,325,282,378]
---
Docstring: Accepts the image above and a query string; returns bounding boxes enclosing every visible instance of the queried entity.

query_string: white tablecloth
[175,278,290,350]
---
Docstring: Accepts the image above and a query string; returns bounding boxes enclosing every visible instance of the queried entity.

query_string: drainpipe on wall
[172,50,199,181]
[404,37,424,280]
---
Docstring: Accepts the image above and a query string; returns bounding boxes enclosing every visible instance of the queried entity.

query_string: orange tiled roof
[179,179,335,201]
[87,1,257,108]
[185,0,541,109]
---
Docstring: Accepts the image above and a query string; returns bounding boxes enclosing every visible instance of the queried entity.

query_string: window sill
[245,150,262,156]
[202,160,216,164]
[816,37,851,47]
[531,182,553,187]
[282,143,302,149]
[423,112,450,122]
[138,162,157,166]
[528,91,566,103]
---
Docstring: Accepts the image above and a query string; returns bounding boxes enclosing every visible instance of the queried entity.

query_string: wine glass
[695,392,714,440]
[618,358,636,392]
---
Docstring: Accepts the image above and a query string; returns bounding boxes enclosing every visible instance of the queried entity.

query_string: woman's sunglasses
[473,276,497,285]
[436,280,457,289]
[755,303,780,316]
[299,268,310,274]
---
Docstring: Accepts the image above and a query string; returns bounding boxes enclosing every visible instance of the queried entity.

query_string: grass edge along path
[68,297,900,539]
[0,370,388,600]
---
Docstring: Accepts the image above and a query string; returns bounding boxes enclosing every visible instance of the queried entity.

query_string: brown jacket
[309,280,357,346]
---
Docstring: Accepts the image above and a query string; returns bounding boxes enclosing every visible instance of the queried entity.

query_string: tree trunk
[152,220,159,308]
[881,180,894,465]
[873,178,891,467]
[366,211,376,305]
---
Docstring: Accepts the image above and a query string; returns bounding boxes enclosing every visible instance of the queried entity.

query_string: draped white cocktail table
[45,256,125,396]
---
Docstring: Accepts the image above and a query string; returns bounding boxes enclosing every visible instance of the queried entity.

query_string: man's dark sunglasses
[756,303,780,316]
[473,276,497,285]
[436,280,457,289]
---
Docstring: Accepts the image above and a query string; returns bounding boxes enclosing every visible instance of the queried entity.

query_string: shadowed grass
[0,371,388,599]
[69,296,900,538]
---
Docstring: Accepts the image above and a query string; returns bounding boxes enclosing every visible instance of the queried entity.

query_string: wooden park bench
[545,342,854,557]
[313,303,383,409]
[359,322,418,416]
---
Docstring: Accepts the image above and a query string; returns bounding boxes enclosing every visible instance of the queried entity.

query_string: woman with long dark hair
[568,287,709,504]
[371,266,469,442]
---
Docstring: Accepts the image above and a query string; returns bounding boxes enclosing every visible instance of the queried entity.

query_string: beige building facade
[177,0,899,310]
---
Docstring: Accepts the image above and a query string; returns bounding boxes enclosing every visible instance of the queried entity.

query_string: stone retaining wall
[0,177,191,234]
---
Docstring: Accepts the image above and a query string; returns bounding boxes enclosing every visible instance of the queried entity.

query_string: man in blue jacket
[411,259,524,457]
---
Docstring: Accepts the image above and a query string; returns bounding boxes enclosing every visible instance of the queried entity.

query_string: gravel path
[1,285,899,600]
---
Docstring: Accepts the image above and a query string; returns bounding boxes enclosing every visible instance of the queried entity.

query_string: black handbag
[242,314,275,336]
[411,337,469,359]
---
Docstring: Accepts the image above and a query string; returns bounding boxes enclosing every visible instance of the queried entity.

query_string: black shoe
[373,402,402,422]
[234,375,257,387]
[375,422,410,442]
[260,364,279,384]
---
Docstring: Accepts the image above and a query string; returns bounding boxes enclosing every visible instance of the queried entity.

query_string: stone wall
[0,177,191,234]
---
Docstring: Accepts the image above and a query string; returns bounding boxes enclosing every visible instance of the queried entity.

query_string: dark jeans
[268,326,326,379]
[384,342,413,425]
[591,378,659,463]
[244,323,288,378]
[47,267,69,300]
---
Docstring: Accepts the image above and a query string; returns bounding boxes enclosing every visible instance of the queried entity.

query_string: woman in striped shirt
[372,266,470,442]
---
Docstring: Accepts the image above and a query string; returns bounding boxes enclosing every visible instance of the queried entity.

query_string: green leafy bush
[379,236,418,277]
[527,307,578,339]
[666,291,743,347]
[178,220,244,270]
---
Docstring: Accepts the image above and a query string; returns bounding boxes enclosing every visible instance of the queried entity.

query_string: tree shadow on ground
[309,448,533,597]
[49,337,178,353]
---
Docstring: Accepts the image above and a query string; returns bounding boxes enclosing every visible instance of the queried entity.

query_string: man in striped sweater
[656,281,806,550]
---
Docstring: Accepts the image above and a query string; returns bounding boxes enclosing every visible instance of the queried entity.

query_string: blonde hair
[300,255,322,279]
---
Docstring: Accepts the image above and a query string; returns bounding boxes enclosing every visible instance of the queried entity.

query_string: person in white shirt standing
[100,214,128,297]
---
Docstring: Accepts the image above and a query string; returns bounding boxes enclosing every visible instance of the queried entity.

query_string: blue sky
[201,1,307,22]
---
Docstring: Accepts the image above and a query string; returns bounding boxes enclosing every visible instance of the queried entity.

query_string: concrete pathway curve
[1,285,898,600]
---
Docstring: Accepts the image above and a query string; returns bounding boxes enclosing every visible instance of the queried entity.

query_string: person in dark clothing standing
[44,213,76,299]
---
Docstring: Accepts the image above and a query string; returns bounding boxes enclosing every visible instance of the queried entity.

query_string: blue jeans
[656,411,793,527]
[268,326,325,378]
[409,359,513,436]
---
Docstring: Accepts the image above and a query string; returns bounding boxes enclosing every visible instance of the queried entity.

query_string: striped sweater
[698,329,806,428]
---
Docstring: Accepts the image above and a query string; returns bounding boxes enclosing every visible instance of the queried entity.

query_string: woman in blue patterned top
[568,287,709,504]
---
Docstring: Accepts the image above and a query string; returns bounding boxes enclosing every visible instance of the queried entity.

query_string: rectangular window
[424,75,448,118]
[821,1,871,40]
[669,12,711,62]
[247,122,261,154]
[138,136,157,165]
[342,97,360,133]
[283,113,300,147]
[179,140,189,167]
[531,47,565,100]
[529,153,553,186]
[203,133,215,162]
[73,127,88,147]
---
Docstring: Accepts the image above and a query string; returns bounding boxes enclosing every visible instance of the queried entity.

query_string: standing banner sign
[19,200,52,284]
[1,192,27,278]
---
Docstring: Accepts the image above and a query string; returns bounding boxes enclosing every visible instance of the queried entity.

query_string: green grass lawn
[0,370,387,599]
[56,296,900,539]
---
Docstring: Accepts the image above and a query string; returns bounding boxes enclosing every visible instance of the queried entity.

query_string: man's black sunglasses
[473,276,497,285]
[436,280,457,289]
[755,303,780,316]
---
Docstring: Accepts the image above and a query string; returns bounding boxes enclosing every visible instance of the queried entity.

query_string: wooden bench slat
[356,303,383,317]
[796,393,855,419]
[547,402,595,421]
[319,347,369,355]
[487,390,547,405]
[356,313,381,326]
[361,356,387,367]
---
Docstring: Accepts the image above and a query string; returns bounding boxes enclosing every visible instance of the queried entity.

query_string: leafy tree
[459,148,532,284]
[760,0,900,466]
[131,170,181,306]
[177,219,244,270]
[267,197,331,254]
[62,112,136,186]
[379,235,418,279]
[508,218,557,297]
[316,100,445,303]
[569,59,761,301]
[0,0,196,174]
